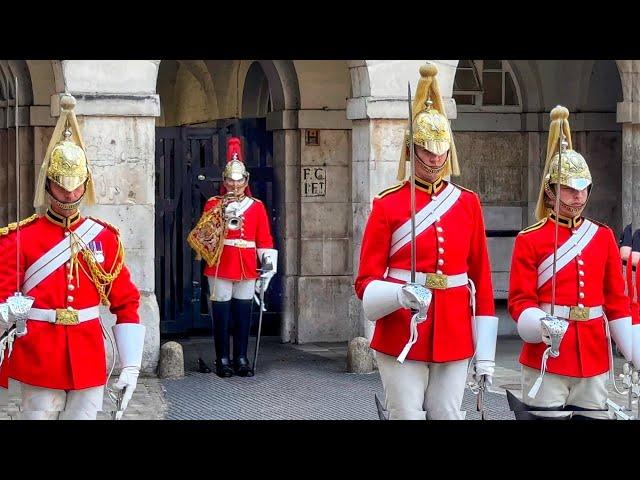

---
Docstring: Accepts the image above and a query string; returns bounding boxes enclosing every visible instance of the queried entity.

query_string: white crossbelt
[387,268,469,288]
[223,239,256,248]
[539,303,603,320]
[29,306,101,324]
[537,219,598,288]
[22,219,104,294]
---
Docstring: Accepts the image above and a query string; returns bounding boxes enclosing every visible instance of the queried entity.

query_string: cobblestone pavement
[1,337,636,420]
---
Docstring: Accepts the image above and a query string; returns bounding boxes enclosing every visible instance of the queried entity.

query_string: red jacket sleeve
[0,233,21,303]
[467,193,496,316]
[354,197,392,299]
[255,201,274,249]
[102,230,141,324]
[603,227,632,322]
[508,232,540,322]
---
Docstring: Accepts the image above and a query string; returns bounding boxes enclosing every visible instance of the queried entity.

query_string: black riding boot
[212,301,234,378]
[231,299,254,377]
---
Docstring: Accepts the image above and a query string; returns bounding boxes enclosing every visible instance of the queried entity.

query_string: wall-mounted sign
[305,129,319,146]
[302,166,326,197]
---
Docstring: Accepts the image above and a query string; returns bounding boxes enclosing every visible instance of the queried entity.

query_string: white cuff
[257,248,278,275]
[633,324,640,369]
[517,307,546,343]
[610,316,633,362]
[474,315,499,362]
[112,323,146,369]
[362,280,403,322]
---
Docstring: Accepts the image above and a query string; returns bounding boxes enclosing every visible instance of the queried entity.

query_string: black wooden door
[156,119,280,335]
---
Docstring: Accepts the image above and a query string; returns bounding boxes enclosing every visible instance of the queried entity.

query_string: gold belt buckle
[424,273,448,290]
[235,239,247,248]
[569,306,590,321]
[56,308,79,325]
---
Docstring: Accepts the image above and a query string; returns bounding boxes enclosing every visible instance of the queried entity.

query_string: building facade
[0,60,635,372]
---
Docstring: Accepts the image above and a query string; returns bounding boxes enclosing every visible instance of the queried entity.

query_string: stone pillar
[0,106,7,225]
[298,123,353,343]
[617,60,637,229]
[268,115,300,343]
[526,132,542,227]
[2,103,33,222]
[621,123,633,228]
[54,60,161,374]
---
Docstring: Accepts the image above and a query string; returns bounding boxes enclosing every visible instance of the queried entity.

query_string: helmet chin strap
[415,148,447,178]
[544,183,587,217]
[46,183,84,212]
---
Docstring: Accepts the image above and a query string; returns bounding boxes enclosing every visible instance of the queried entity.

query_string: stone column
[0,103,7,225]
[267,111,300,343]
[617,60,636,229]
[57,60,162,374]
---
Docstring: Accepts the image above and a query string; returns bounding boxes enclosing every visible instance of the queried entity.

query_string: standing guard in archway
[189,137,277,378]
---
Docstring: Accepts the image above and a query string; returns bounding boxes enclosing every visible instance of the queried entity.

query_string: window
[453,60,520,109]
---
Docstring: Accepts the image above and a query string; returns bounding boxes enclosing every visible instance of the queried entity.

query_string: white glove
[255,272,274,295]
[473,359,495,387]
[541,324,553,347]
[111,322,145,420]
[397,286,426,311]
[113,366,139,420]
[0,303,10,332]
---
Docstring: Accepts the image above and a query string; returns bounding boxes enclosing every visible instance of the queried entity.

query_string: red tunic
[355,178,496,362]
[508,216,631,377]
[0,211,140,390]
[202,196,274,281]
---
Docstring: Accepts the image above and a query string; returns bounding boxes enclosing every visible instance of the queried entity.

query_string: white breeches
[17,382,105,420]
[376,352,469,420]
[521,365,612,419]
[208,277,256,301]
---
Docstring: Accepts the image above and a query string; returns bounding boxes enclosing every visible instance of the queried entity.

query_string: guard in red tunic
[633,229,640,378]
[355,63,498,420]
[0,94,145,420]
[190,137,277,378]
[508,106,634,419]
[620,226,640,396]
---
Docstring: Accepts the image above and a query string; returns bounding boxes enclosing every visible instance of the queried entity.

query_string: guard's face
[415,145,447,167]
[558,184,588,208]
[49,180,86,203]
[224,177,247,194]
[414,145,448,181]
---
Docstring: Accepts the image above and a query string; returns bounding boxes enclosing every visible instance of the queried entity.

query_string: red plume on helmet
[220,136,252,196]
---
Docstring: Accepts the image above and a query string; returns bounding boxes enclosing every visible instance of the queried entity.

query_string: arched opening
[579,60,623,232]
[0,60,37,226]
[242,62,271,118]
[154,60,287,340]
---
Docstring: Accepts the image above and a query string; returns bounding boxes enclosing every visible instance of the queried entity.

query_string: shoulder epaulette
[0,214,39,236]
[376,182,406,199]
[450,182,475,194]
[585,217,608,229]
[208,195,222,202]
[520,217,548,234]
[89,217,120,236]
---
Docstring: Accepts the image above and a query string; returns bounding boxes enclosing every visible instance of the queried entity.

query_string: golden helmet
[222,137,249,181]
[535,105,592,220]
[48,128,89,192]
[397,62,460,181]
[34,94,96,210]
